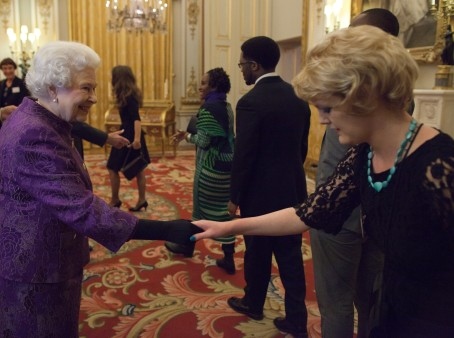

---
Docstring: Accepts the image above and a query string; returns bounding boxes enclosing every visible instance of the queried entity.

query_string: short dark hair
[207,67,231,94]
[356,8,400,37]
[0,57,17,69]
[241,36,280,70]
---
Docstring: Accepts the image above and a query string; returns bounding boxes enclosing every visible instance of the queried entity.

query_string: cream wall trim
[187,0,199,40]
[413,89,454,137]
[0,0,12,30]
[203,0,271,110]
[181,67,199,104]
[314,0,324,23]
[271,0,302,41]
[37,0,52,34]
[173,0,203,132]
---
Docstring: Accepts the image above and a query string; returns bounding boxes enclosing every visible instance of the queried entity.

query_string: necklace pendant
[367,118,418,193]
[372,181,383,192]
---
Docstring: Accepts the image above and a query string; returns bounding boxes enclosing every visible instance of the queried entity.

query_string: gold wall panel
[305,105,325,180]
[68,0,172,133]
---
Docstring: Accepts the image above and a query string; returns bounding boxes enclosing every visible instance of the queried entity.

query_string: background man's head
[239,36,280,85]
[350,8,400,37]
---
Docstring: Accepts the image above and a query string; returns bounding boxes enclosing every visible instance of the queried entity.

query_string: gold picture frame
[351,0,447,64]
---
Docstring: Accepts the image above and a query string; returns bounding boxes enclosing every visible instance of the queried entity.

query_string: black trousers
[242,234,308,325]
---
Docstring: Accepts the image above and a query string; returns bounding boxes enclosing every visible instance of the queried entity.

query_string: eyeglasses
[237,61,254,69]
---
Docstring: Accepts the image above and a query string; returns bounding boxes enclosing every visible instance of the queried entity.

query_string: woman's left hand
[107,129,130,148]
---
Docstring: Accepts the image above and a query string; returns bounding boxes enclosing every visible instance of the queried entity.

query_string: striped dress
[187,97,235,244]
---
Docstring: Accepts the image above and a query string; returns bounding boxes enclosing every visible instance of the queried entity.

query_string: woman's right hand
[131,140,141,149]
[191,219,233,241]
[170,130,186,145]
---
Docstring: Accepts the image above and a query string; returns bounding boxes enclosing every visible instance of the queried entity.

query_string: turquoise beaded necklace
[367,118,418,192]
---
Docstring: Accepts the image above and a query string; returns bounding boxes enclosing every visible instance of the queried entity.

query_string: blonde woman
[192,26,454,337]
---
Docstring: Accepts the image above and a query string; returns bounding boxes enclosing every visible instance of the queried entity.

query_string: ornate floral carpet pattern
[79,151,325,338]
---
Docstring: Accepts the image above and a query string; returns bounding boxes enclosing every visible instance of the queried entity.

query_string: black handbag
[186,115,198,134]
[121,148,148,180]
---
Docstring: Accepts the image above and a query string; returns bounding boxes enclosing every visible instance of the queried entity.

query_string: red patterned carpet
[79,151,328,338]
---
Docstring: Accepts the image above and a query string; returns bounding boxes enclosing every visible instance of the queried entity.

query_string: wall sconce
[324,0,351,34]
[6,25,41,77]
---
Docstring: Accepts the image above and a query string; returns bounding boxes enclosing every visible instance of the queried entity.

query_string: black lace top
[296,132,454,332]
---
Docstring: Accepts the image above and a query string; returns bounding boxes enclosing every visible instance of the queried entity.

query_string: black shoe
[227,297,263,320]
[273,317,308,338]
[165,241,194,258]
[216,257,235,275]
[129,200,148,212]
[109,200,122,208]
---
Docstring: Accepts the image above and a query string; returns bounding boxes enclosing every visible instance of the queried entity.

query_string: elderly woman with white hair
[0,41,199,337]
[192,26,454,337]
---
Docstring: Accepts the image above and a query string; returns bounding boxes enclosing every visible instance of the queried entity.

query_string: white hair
[26,41,100,99]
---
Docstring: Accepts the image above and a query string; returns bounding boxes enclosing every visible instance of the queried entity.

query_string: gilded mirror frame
[351,0,446,64]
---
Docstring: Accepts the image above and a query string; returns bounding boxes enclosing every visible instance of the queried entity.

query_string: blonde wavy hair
[293,26,418,114]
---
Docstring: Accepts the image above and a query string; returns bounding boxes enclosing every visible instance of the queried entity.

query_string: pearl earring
[52,98,58,103]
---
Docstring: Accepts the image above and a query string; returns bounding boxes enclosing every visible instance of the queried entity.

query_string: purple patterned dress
[0,98,138,337]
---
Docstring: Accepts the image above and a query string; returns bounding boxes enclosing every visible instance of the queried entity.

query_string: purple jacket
[0,98,137,283]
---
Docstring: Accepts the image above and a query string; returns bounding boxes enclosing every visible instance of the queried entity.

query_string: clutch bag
[121,148,148,180]
[186,115,198,134]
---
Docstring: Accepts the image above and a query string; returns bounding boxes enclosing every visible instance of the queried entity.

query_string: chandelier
[324,0,350,34]
[105,0,168,33]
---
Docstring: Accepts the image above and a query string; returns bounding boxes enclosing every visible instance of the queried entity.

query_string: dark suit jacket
[230,76,311,217]
[71,122,108,159]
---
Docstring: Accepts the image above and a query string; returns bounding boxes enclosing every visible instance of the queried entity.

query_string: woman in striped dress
[165,68,236,274]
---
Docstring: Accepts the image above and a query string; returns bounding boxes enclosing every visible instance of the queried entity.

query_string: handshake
[132,219,202,245]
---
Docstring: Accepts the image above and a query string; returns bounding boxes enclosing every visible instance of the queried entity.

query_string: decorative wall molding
[413,89,454,137]
[181,67,200,105]
[37,0,52,34]
[176,0,202,123]
[187,0,199,40]
[315,0,323,23]
[0,0,12,30]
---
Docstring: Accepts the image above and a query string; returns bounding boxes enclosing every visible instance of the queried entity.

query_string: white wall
[416,64,438,89]
[270,0,302,41]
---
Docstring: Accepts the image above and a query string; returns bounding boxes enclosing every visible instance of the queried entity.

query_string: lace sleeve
[295,145,363,234]
[423,154,454,235]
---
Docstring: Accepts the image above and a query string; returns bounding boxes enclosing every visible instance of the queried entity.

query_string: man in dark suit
[227,36,311,338]
[71,122,129,159]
